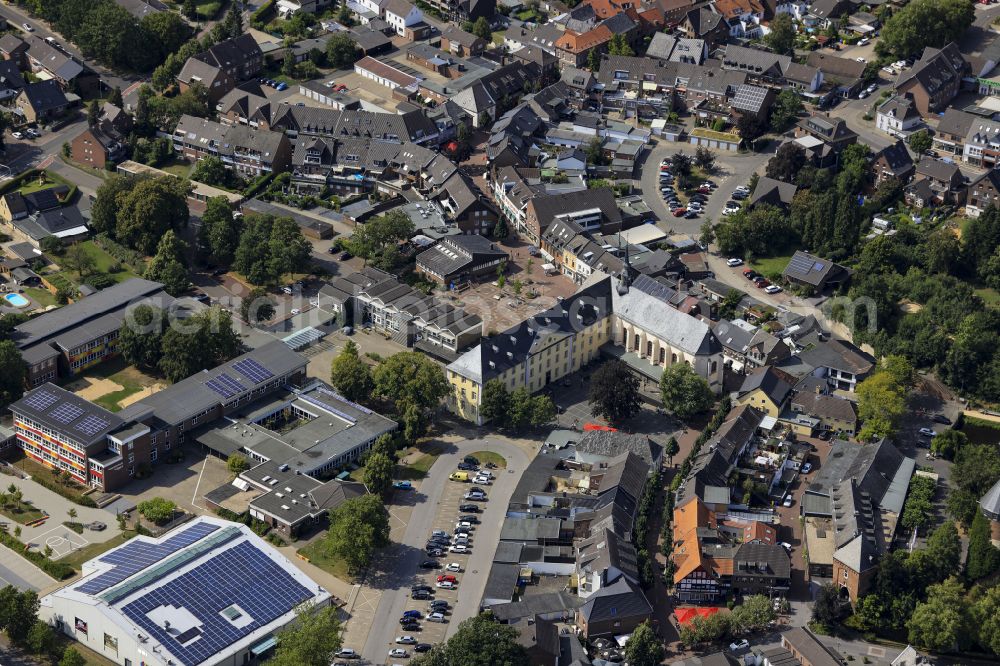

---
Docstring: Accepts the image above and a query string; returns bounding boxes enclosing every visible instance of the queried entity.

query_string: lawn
[976,288,1000,308]
[73,240,142,283]
[750,254,794,278]
[395,442,444,480]
[491,30,506,45]
[15,169,74,195]
[0,501,47,525]
[23,286,57,308]
[298,539,355,582]
[467,450,507,468]
[90,363,164,413]
[159,157,193,179]
[196,0,222,19]
[11,455,94,505]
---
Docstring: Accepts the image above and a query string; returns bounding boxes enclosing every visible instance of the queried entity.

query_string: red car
[672,207,687,217]
[755,279,771,288]
[334,84,348,92]
[437,574,457,583]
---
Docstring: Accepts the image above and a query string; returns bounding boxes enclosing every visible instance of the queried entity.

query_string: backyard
[750,253,794,278]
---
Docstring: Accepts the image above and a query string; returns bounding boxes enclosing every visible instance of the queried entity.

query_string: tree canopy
[588,360,641,424]
[764,13,796,55]
[270,603,342,666]
[118,305,168,370]
[412,613,530,666]
[346,210,414,271]
[330,341,374,403]
[233,213,312,285]
[876,0,975,60]
[158,307,242,382]
[318,494,390,575]
[659,364,713,420]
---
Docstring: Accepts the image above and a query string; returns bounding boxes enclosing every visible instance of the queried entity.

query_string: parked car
[458,504,480,513]
[449,544,470,553]
[464,492,486,501]
[11,131,23,139]
[459,515,479,523]
[393,480,413,490]
[931,414,952,425]
[388,648,408,658]
[411,590,432,600]
[801,462,813,473]
[764,284,783,294]
[396,636,417,644]
[780,542,792,552]
[414,643,432,652]
[21,23,33,32]
[730,639,750,653]
[455,521,473,530]
[427,612,447,623]
[437,574,457,583]
[755,279,771,288]
[402,610,422,618]
[743,269,757,279]
[424,548,442,557]
[88,521,107,531]
[436,580,457,589]
[400,620,420,631]
[25,128,39,138]
[446,562,463,572]
[419,559,441,569]
[672,207,687,217]
[919,427,937,437]
[336,648,359,659]
[782,495,793,507]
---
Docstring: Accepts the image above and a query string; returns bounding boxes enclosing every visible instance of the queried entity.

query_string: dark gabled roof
[896,42,965,95]
[25,36,85,81]
[0,60,24,92]
[798,338,874,375]
[915,155,960,182]
[782,250,849,287]
[198,33,262,71]
[876,94,919,122]
[19,80,68,114]
[790,391,857,423]
[0,33,26,55]
[441,25,484,48]
[936,107,977,137]
[734,542,791,578]
[738,366,792,405]
[577,576,651,624]
[806,51,865,81]
[749,176,797,208]
[873,139,914,176]
[529,188,622,230]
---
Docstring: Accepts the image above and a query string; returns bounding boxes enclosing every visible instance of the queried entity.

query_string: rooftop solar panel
[50,402,85,424]
[77,523,221,595]
[121,541,313,666]
[22,389,58,411]
[233,358,274,383]
[205,379,236,399]
[77,414,110,436]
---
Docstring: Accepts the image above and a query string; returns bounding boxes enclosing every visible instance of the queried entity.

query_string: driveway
[360,434,534,661]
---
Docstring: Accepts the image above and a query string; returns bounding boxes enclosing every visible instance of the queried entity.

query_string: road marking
[191,455,209,509]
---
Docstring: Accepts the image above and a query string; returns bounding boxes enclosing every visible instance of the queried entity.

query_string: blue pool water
[5,293,29,308]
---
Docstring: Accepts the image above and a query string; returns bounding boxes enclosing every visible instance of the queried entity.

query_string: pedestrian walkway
[0,474,123,559]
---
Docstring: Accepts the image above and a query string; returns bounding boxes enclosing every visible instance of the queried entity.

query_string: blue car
[275,81,288,91]
[393,480,413,490]
[403,610,422,619]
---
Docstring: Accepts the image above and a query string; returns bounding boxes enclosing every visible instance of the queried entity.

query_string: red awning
[445,141,459,152]
[674,607,720,626]
[583,424,618,432]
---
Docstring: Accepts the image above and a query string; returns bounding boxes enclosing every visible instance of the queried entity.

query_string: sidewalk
[0,473,123,559]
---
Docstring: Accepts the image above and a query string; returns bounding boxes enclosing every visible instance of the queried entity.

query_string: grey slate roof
[576,430,658,467]
[981,478,1000,517]
[11,383,125,446]
[576,576,651,624]
[738,366,792,405]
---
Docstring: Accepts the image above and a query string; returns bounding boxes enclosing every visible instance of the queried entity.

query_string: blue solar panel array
[233,358,274,384]
[205,373,247,399]
[299,393,356,424]
[121,540,313,666]
[77,523,221,595]
[22,389,58,411]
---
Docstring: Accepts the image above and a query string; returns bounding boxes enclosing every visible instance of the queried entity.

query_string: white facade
[774,1,809,20]
[877,108,920,136]
[384,3,423,36]
[39,517,331,666]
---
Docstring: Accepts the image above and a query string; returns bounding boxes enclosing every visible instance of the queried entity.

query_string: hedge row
[0,529,74,579]
[94,233,146,272]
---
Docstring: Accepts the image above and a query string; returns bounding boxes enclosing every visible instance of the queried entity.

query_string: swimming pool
[4,293,30,308]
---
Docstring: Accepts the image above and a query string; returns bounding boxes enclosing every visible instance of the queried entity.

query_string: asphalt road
[361,437,533,662]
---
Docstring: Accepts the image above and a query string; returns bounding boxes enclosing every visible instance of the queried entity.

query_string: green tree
[109,86,123,109]
[59,648,87,666]
[282,47,295,77]
[480,378,510,424]
[0,341,27,407]
[320,494,390,575]
[664,436,679,465]
[623,620,663,666]
[270,603,342,666]
[766,142,807,182]
[141,10,191,61]
[659,363,713,420]
[116,176,190,255]
[694,146,715,173]
[191,156,231,188]
[0,587,38,645]
[137,497,176,524]
[240,287,275,324]
[530,394,556,426]
[25,620,55,655]
[492,217,509,239]
[876,0,975,61]
[680,612,730,646]
[329,340,374,403]
[765,12,796,55]
[326,33,360,69]
[234,213,312,285]
[158,307,242,382]
[412,613,530,666]
[39,235,63,256]
[856,369,907,440]
[86,98,100,127]
[587,47,599,72]
[145,229,189,295]
[364,451,394,498]
[967,510,1000,581]
[588,360,641,424]
[812,583,848,628]
[90,174,137,237]
[345,210,414,265]
[931,429,967,460]
[607,33,634,56]
[948,444,1000,526]
[730,594,777,633]
[770,90,803,134]
[471,16,492,42]
[584,136,605,165]
[118,305,167,370]
[221,2,244,39]
[227,453,250,476]
[973,584,1000,656]
[907,576,971,652]
[372,352,448,415]
[200,197,240,266]
[908,129,933,156]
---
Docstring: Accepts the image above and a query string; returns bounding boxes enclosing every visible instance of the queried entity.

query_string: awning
[249,636,277,656]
